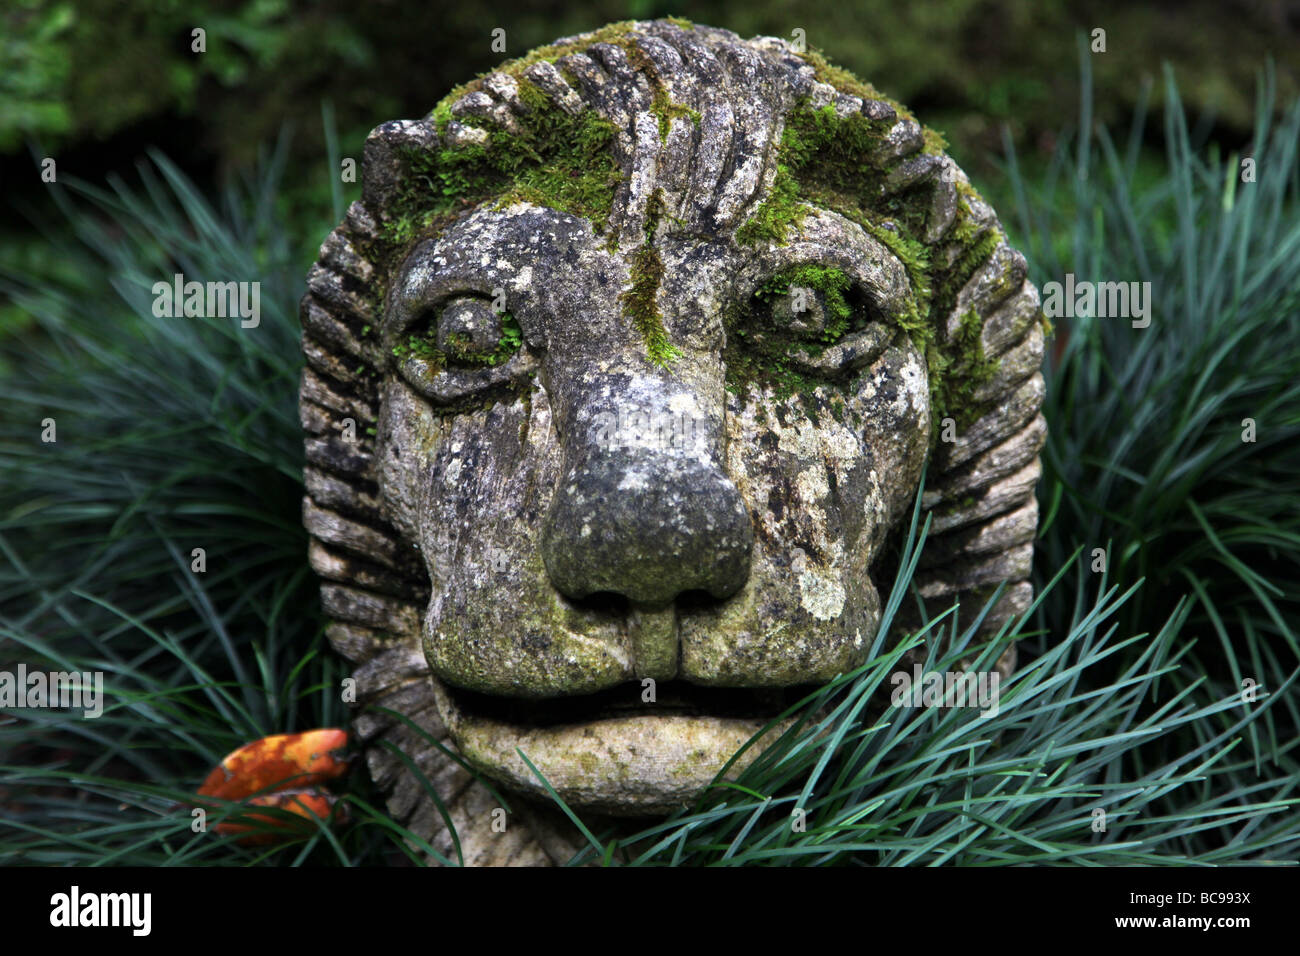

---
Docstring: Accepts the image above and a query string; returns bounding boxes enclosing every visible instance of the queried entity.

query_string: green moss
[756,264,854,343]
[784,105,896,196]
[927,228,1000,329]
[622,246,679,367]
[735,165,803,247]
[615,35,701,142]
[642,187,665,239]
[650,85,701,140]
[388,29,1016,433]
[427,21,641,122]
[383,27,647,257]
[922,126,949,155]
[812,200,932,329]
[431,99,453,136]
[737,102,896,249]
[495,109,623,224]
[618,189,680,367]
[946,196,982,248]
[381,74,623,255]
[797,46,916,125]
[728,66,1008,436]
[938,493,979,517]
[932,307,1001,430]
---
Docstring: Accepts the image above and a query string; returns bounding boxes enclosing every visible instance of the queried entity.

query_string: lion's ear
[361,119,439,212]
[910,236,1045,644]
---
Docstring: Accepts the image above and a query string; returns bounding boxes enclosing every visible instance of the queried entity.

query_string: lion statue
[298,18,1046,865]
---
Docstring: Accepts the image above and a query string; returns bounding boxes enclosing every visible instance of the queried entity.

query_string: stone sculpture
[299,18,1047,864]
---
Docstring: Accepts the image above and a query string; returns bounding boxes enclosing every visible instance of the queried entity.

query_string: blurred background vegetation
[2,0,1297,344]
[3,0,1298,213]
[5,0,1298,167]
[2,0,1297,345]
[2,0,1297,317]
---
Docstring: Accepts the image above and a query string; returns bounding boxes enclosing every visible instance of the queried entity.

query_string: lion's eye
[389,293,529,405]
[727,268,895,385]
[393,295,522,370]
[762,282,850,347]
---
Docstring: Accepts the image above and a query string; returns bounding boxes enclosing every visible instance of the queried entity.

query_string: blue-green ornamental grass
[1,64,1298,865]
[1004,50,1300,792]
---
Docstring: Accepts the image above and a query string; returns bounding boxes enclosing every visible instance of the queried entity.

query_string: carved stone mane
[299,19,1046,865]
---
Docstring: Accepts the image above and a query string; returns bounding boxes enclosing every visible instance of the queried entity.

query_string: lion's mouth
[429,675,808,815]
[443,679,815,727]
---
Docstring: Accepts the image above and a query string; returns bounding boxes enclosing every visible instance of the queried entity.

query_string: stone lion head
[300,19,1046,864]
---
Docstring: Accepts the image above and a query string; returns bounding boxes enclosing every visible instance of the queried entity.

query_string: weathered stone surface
[300,366,376,422]
[935,373,1045,470]
[299,19,1047,865]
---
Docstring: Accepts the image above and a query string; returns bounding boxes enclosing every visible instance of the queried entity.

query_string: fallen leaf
[198,728,350,800]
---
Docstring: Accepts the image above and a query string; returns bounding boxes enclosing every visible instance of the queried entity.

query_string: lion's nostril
[540,449,754,609]
[674,589,717,612]
[567,590,631,618]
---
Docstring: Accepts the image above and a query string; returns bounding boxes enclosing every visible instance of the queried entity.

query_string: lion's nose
[540,424,754,608]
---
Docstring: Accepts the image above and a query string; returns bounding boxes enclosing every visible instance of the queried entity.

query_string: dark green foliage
[0,142,468,865]
[999,57,1300,780]
[4,1,1296,192]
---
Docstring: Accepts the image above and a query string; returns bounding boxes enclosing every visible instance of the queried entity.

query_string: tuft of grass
[997,48,1300,771]
[0,136,466,865]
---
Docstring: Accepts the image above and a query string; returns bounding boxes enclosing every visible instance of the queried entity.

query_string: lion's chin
[428,676,800,816]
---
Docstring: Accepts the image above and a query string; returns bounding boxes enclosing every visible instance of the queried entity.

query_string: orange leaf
[197,729,350,800]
